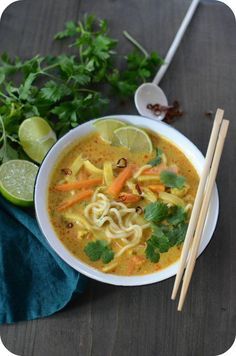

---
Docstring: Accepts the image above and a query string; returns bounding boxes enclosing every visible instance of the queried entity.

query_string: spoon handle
[153,0,200,85]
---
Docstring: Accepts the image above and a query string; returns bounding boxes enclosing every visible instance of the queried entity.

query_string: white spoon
[135,0,200,120]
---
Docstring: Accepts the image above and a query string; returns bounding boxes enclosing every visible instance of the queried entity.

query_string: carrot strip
[55,178,102,192]
[107,165,133,197]
[143,163,166,175]
[144,164,179,175]
[57,190,93,211]
[147,184,165,193]
[167,165,179,174]
[118,192,141,203]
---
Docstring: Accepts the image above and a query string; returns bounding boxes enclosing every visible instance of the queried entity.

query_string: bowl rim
[34,115,219,286]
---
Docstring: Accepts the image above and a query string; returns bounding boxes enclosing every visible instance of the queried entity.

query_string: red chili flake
[135,206,143,214]
[66,222,74,229]
[61,168,72,176]
[117,194,126,202]
[135,183,142,195]
[146,100,183,124]
[116,158,128,168]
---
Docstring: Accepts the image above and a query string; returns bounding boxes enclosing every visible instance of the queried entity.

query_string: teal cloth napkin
[0,196,87,324]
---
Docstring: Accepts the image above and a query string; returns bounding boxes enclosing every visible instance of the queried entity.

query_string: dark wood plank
[0,0,235,355]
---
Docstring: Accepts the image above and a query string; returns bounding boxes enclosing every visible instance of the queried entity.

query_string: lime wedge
[0,160,38,206]
[18,117,56,163]
[114,126,153,153]
[93,119,126,144]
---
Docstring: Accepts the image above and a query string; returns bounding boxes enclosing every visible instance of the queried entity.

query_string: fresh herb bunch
[0,14,163,164]
[144,203,188,263]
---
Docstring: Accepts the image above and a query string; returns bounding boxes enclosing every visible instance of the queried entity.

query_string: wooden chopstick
[171,108,224,300]
[177,119,229,311]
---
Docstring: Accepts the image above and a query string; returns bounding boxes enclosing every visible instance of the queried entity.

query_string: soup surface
[48,124,199,276]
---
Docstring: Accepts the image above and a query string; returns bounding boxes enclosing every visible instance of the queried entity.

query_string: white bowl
[35,115,219,286]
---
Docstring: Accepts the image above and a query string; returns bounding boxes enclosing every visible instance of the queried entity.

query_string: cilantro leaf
[160,170,186,189]
[20,55,44,77]
[161,222,188,247]
[0,52,22,79]
[101,248,114,264]
[40,81,71,102]
[55,55,91,85]
[151,223,165,238]
[145,239,160,263]
[84,240,106,261]
[167,206,187,226]
[163,228,178,247]
[145,232,170,262]
[175,223,188,245]
[84,240,114,264]
[148,147,163,166]
[155,235,170,253]
[93,34,117,61]
[54,21,78,39]
[144,202,169,223]
[18,73,38,100]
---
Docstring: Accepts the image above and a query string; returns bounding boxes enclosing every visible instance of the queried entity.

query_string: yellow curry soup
[48,130,199,276]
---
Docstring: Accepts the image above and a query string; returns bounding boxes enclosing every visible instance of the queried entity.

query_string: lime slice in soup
[19,117,57,163]
[114,126,153,153]
[0,160,38,206]
[93,119,126,144]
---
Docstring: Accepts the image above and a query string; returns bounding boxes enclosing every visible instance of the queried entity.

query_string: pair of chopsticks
[171,108,229,311]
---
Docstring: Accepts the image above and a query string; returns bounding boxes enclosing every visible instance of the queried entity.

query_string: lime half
[0,160,38,206]
[93,119,126,144]
[19,117,56,163]
[114,126,153,153]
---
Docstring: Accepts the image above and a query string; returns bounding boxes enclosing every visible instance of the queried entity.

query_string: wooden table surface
[0,1,235,355]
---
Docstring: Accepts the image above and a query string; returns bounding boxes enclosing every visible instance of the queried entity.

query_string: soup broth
[48,128,199,276]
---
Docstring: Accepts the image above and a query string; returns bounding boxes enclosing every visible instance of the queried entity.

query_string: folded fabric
[0,196,87,324]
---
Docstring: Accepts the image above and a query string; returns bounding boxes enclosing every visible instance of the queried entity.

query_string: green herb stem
[123,30,149,58]
[76,88,98,94]
[42,62,61,73]
[0,116,6,143]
